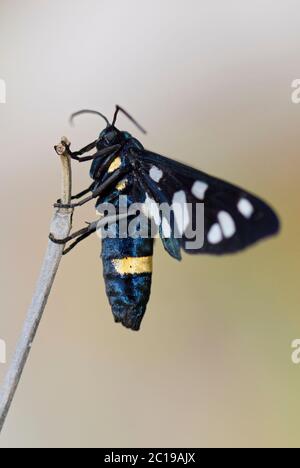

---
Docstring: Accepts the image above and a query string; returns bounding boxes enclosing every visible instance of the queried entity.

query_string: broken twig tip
[54,137,70,156]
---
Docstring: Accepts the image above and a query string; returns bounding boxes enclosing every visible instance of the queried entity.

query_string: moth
[51,106,280,331]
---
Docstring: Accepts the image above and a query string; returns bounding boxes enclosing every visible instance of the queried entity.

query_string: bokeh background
[0,0,299,448]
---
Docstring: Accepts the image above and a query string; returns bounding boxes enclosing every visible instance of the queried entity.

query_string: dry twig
[0,137,73,432]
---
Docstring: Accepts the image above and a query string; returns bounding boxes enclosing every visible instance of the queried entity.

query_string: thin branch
[0,137,73,432]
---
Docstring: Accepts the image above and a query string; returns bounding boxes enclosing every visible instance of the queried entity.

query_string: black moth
[51,106,280,331]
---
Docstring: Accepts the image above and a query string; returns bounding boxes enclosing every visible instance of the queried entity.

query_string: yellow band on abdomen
[112,256,153,275]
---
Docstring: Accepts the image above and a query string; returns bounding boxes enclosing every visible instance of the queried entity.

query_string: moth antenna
[69,109,110,127]
[112,105,147,134]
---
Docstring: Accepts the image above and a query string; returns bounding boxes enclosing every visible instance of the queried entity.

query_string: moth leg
[49,220,97,254]
[54,139,97,161]
[62,229,96,255]
[49,223,96,245]
[93,150,123,179]
[50,213,127,255]
[54,168,127,209]
[55,146,121,203]
[49,219,97,251]
[56,182,96,204]
[64,146,122,200]
[71,184,95,200]
[69,144,121,163]
[68,139,98,157]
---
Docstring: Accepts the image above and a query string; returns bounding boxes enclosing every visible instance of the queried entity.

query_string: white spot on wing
[172,190,189,235]
[238,198,254,218]
[218,211,236,238]
[143,194,160,225]
[192,181,208,200]
[149,165,163,183]
[162,217,171,238]
[207,223,222,244]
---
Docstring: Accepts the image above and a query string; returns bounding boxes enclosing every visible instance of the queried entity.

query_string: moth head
[98,126,121,147]
[69,105,146,148]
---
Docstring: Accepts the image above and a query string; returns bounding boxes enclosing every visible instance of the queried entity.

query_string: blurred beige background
[0,0,299,448]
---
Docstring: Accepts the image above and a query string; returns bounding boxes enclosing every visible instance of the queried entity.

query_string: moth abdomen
[101,235,153,331]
